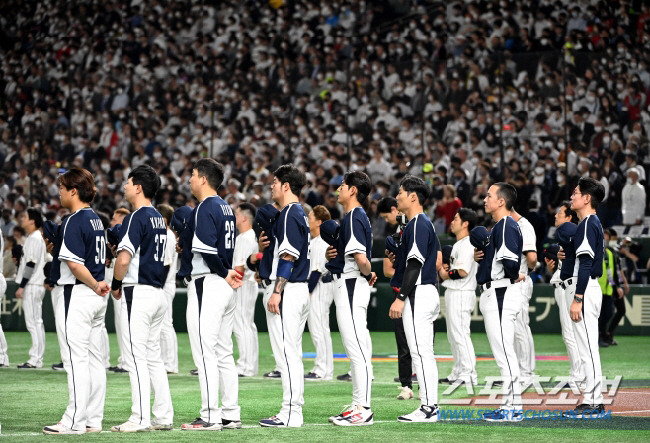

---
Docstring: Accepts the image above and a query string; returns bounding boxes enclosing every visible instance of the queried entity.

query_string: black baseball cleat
[337,372,352,381]
[190,369,199,376]
[0,363,8,368]
[17,362,37,369]
[108,366,119,371]
[563,403,605,418]
[113,367,128,373]
[222,419,242,429]
[52,362,64,371]
[305,372,325,380]
[438,377,455,384]
[264,370,281,378]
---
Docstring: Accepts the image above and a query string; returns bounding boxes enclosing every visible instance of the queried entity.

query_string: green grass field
[1,330,649,441]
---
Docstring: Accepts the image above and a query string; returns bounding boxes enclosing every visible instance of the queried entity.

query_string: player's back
[58,208,106,285]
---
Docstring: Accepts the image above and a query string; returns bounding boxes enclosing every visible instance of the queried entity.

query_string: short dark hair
[57,167,97,203]
[457,208,477,231]
[238,202,257,221]
[343,170,372,205]
[274,164,306,197]
[26,208,43,229]
[157,204,174,224]
[399,175,429,206]
[577,177,605,209]
[377,197,398,214]
[494,182,517,210]
[193,158,225,191]
[128,165,161,199]
[559,200,578,223]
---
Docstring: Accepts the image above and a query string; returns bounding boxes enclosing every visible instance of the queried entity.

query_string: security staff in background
[598,228,629,347]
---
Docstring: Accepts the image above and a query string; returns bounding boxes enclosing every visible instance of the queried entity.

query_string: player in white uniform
[15,208,47,369]
[181,159,242,431]
[390,175,443,423]
[110,165,174,432]
[107,208,130,373]
[305,205,334,381]
[545,201,584,389]
[232,202,260,377]
[43,167,111,434]
[0,232,8,367]
[439,208,478,386]
[259,165,311,428]
[157,204,179,374]
[511,210,537,386]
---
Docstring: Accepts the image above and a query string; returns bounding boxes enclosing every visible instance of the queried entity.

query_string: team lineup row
[4,160,607,433]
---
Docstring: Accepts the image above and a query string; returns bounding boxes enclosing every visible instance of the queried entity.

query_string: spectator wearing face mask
[621,167,646,225]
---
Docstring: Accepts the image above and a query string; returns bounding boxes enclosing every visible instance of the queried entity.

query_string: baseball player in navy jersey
[157,204,179,374]
[326,170,377,427]
[564,177,606,416]
[389,176,442,423]
[0,232,8,367]
[232,202,260,377]
[475,183,525,422]
[259,165,311,428]
[439,208,478,386]
[545,202,584,389]
[182,159,243,431]
[106,208,130,373]
[110,165,174,432]
[42,168,111,435]
[510,210,537,386]
[305,205,334,381]
[15,208,47,369]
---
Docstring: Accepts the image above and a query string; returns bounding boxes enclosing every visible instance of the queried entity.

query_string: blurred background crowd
[0,0,649,282]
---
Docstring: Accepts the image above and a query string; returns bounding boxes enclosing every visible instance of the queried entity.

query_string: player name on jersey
[150,216,167,230]
[89,219,105,231]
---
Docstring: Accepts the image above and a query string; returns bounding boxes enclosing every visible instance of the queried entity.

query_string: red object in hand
[392,286,401,294]
[256,252,264,261]
[235,269,244,279]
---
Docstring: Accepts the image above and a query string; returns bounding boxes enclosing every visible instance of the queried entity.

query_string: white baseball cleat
[398,405,440,423]
[150,420,173,431]
[332,405,374,426]
[42,422,85,434]
[397,386,414,400]
[85,426,102,433]
[328,405,353,423]
[110,421,151,432]
[181,417,221,431]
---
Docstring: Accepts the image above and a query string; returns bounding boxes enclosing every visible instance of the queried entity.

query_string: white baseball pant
[307,280,334,379]
[187,275,240,425]
[479,282,523,411]
[263,282,310,427]
[334,275,373,408]
[119,285,174,427]
[54,284,108,431]
[553,282,584,384]
[233,280,259,376]
[112,296,125,369]
[403,285,440,407]
[160,282,178,373]
[23,284,46,367]
[565,279,603,405]
[513,277,536,380]
[445,289,477,384]
[0,274,8,366]
[97,295,110,369]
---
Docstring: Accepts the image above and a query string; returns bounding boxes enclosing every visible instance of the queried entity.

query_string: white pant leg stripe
[125,288,144,425]
[280,301,292,426]
[497,288,516,408]
[346,278,370,406]
[582,305,598,404]
[63,286,78,429]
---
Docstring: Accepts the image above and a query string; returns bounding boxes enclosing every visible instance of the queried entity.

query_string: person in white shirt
[305,205,334,381]
[621,167,646,225]
[15,208,47,368]
[232,202,261,376]
[157,204,179,374]
[0,232,8,367]
[439,208,478,385]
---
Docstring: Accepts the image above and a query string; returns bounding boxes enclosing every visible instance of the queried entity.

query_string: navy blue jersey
[271,203,310,282]
[177,217,194,279]
[387,233,405,288]
[573,214,604,279]
[117,206,167,287]
[325,206,372,275]
[402,213,439,285]
[475,240,493,286]
[191,196,235,278]
[489,216,522,281]
[259,235,275,280]
[48,220,64,286]
[555,223,577,281]
[56,208,106,286]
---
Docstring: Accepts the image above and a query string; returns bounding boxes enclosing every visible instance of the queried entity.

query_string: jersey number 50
[95,236,106,264]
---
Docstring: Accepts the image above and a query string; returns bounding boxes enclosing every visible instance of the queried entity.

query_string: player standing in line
[565,177,606,415]
[181,159,243,431]
[510,209,537,387]
[545,202,585,390]
[42,167,111,434]
[15,208,47,369]
[475,183,525,422]
[439,208,478,386]
[107,208,130,373]
[232,202,260,377]
[326,171,377,427]
[0,226,9,367]
[259,165,311,428]
[378,197,414,400]
[305,205,334,381]
[157,204,179,374]
[110,165,174,432]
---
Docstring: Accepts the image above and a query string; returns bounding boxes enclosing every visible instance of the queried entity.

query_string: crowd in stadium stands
[0,0,649,281]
